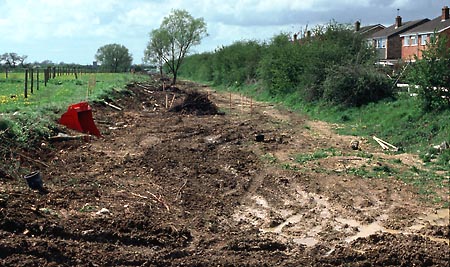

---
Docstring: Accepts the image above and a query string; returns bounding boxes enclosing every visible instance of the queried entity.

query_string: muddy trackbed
[0,79,448,266]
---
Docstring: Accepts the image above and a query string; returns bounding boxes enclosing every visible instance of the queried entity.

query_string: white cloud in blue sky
[0,0,446,64]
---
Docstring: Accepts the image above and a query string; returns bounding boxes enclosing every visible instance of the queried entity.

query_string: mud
[0,79,448,266]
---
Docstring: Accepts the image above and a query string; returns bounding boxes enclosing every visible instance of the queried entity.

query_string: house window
[411,35,417,46]
[375,38,386,48]
[421,34,427,45]
[404,36,410,46]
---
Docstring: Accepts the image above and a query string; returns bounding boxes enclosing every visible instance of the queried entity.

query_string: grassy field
[0,72,147,112]
[0,72,149,144]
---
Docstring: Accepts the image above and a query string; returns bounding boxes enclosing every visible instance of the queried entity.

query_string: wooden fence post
[37,68,40,90]
[30,68,34,94]
[24,69,28,98]
[53,67,56,79]
[44,67,49,86]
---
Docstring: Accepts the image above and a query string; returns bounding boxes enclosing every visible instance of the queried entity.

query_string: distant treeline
[179,22,393,107]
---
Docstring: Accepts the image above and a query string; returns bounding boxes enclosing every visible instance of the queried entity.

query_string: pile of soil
[169,91,219,115]
[0,80,448,266]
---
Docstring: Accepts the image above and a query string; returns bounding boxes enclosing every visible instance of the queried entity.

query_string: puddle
[337,213,450,245]
[293,237,319,247]
[408,208,449,232]
[344,221,386,243]
[417,208,449,226]
[261,214,303,233]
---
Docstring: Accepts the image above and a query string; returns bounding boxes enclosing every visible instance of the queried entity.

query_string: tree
[0,53,27,68]
[144,28,169,77]
[408,33,450,111]
[144,9,207,85]
[95,44,133,73]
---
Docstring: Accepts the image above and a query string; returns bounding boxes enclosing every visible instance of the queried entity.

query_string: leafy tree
[0,53,27,68]
[95,44,133,73]
[144,9,207,85]
[408,33,450,111]
[144,28,170,77]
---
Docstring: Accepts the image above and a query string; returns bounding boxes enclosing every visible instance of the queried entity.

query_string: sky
[0,0,447,65]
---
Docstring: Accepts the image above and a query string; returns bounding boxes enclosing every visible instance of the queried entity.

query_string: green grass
[261,153,278,164]
[0,72,149,146]
[294,148,341,164]
[0,72,148,112]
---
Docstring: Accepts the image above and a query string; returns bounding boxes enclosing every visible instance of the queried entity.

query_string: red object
[59,102,102,137]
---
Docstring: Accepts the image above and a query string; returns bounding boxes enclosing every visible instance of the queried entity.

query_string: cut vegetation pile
[169,90,219,115]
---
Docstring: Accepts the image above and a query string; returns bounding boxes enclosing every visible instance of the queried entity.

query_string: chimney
[395,16,402,28]
[355,21,361,31]
[442,6,449,21]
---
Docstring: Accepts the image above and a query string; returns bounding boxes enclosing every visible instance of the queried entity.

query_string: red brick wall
[401,35,427,60]
[402,29,450,60]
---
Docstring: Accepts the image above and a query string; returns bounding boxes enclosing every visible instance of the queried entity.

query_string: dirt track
[0,79,449,266]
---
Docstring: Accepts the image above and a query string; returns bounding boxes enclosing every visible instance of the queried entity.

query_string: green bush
[258,33,304,96]
[407,33,450,111]
[182,20,386,107]
[180,40,263,86]
[323,64,393,107]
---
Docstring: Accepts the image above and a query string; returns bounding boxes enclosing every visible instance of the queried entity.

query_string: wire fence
[1,66,97,98]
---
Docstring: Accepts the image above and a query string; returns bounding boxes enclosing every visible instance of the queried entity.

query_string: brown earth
[0,78,449,266]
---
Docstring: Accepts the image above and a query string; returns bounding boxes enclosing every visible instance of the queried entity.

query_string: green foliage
[178,52,214,82]
[95,44,133,73]
[323,64,393,107]
[258,21,380,103]
[212,40,263,86]
[144,9,207,85]
[407,33,450,111]
[182,21,386,107]
[179,40,263,86]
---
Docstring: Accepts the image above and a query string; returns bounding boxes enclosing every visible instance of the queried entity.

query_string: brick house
[400,6,450,61]
[369,16,429,62]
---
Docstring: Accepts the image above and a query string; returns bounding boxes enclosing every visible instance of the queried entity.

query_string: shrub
[407,33,450,111]
[323,64,393,107]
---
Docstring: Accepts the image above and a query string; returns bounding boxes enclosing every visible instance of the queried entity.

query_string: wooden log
[104,101,122,111]
[373,136,398,151]
[169,95,176,109]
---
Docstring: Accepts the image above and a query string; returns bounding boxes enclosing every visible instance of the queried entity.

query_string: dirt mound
[169,91,219,115]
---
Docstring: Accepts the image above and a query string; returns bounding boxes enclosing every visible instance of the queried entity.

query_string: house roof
[358,24,385,35]
[400,15,450,36]
[371,19,430,38]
